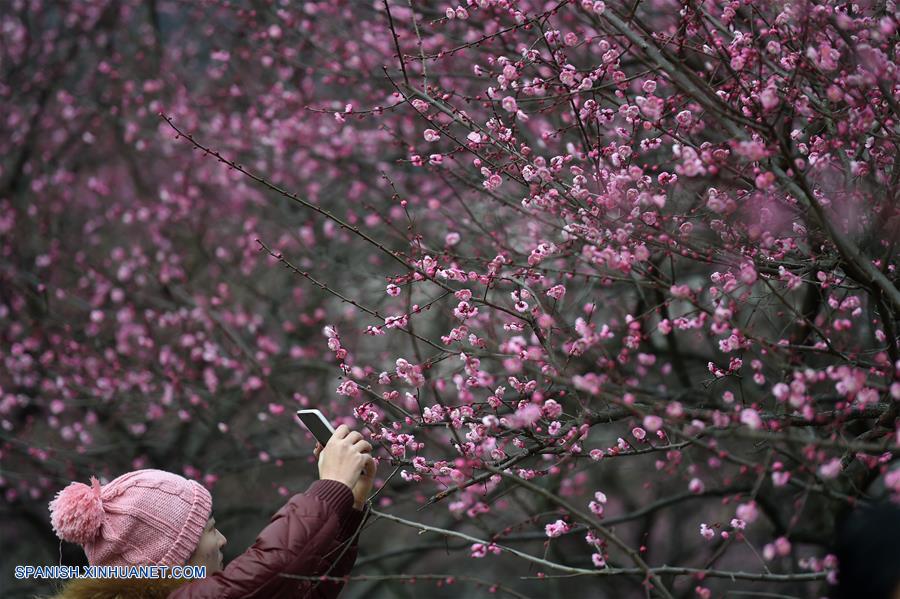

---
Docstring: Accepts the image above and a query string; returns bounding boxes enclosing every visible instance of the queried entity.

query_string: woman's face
[187,516,226,574]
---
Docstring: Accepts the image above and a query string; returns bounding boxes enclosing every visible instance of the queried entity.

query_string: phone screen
[297,410,335,445]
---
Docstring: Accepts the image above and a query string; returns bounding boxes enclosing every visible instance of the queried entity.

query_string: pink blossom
[739,408,762,430]
[546,285,566,300]
[336,380,360,398]
[772,471,791,486]
[666,402,684,418]
[545,519,570,538]
[739,262,758,286]
[588,491,607,516]
[572,373,603,395]
[736,501,758,524]
[760,86,780,110]
[483,173,502,190]
[734,140,769,160]
[470,542,500,558]
[643,415,663,432]
[541,399,563,419]
[772,383,790,402]
[818,458,842,479]
[513,403,543,427]
[755,172,775,189]
[670,284,692,299]
[453,301,479,321]
[384,314,409,329]
[395,358,425,387]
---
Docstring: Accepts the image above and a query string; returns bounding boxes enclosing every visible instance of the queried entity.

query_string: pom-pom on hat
[49,476,105,544]
[48,469,212,567]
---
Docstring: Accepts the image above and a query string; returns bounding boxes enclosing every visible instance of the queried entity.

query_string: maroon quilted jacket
[171,479,366,599]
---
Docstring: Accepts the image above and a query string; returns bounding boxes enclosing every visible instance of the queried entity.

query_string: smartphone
[296,409,335,446]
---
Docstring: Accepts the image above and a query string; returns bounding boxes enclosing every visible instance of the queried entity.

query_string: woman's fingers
[362,456,376,477]
[324,426,371,458]
[330,424,351,442]
[352,440,373,454]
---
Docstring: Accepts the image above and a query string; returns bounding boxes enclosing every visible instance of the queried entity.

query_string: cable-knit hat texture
[49,469,212,567]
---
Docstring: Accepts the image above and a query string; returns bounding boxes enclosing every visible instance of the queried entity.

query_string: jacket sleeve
[294,503,369,598]
[169,480,362,599]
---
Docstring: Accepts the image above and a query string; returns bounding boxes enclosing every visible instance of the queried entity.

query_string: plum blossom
[470,542,501,558]
[643,415,663,432]
[384,314,409,329]
[818,458,842,479]
[739,408,762,430]
[589,490,607,516]
[546,285,566,300]
[772,471,791,486]
[545,519,570,538]
[512,403,543,427]
[336,380,360,398]
[395,358,425,387]
[453,301,479,321]
[736,501,758,524]
[542,399,563,419]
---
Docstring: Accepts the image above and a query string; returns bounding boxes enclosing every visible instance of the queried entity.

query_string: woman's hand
[315,438,376,510]
[314,425,373,495]
[351,454,376,510]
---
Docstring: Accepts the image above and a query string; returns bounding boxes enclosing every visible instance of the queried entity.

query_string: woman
[46,424,375,598]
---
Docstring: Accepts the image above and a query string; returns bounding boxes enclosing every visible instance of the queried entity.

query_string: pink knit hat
[48,469,212,567]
